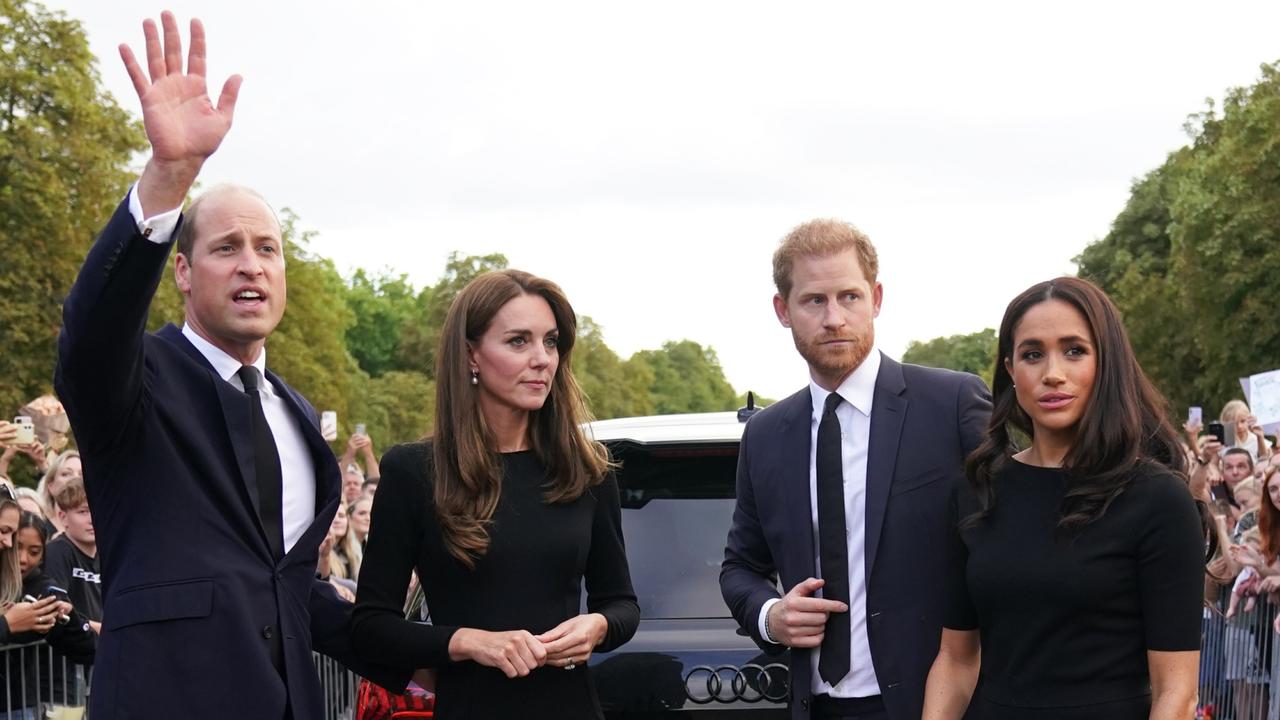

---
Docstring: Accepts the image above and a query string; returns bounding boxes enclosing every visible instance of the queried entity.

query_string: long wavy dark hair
[431,269,611,569]
[964,277,1211,552]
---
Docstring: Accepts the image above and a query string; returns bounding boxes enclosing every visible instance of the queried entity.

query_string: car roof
[586,411,747,444]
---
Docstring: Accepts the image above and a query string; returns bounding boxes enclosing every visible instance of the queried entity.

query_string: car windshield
[609,440,739,620]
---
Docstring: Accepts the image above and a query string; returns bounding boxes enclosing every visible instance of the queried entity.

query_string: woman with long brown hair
[922,277,1209,719]
[352,269,638,719]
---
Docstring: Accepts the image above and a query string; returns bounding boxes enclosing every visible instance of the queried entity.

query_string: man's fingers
[789,577,825,597]
[161,11,183,76]
[119,45,150,98]
[782,609,835,627]
[783,617,829,635]
[789,632,825,648]
[187,18,207,77]
[217,75,243,119]
[787,596,847,614]
[142,18,165,83]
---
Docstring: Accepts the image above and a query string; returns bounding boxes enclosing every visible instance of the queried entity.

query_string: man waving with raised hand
[56,13,409,719]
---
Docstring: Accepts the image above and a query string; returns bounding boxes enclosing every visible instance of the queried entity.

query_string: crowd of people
[4,9,1273,720]
[1186,407,1280,720]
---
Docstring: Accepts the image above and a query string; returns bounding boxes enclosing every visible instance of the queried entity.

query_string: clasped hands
[448,613,608,678]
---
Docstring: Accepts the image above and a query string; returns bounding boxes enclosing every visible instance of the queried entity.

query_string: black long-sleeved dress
[945,460,1205,719]
[353,442,640,719]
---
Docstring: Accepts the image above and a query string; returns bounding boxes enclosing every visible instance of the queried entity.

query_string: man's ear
[174,252,193,296]
[773,293,791,328]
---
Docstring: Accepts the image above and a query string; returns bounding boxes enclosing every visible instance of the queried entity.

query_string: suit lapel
[777,389,817,580]
[156,324,275,564]
[266,370,340,523]
[264,368,340,561]
[865,353,906,581]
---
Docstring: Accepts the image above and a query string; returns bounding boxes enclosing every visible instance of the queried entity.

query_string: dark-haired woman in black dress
[922,277,1210,720]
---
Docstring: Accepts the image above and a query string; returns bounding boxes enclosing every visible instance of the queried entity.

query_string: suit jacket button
[800,698,809,711]
[262,625,274,639]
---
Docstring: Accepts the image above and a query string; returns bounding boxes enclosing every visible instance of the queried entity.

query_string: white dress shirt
[129,184,317,554]
[759,349,882,698]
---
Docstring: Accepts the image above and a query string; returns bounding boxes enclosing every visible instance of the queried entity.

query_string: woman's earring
[470,370,479,386]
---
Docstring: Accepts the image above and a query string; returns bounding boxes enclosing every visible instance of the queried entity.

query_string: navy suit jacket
[720,355,991,720]
[55,198,407,719]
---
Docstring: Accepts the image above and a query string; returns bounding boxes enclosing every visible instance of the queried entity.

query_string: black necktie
[238,366,285,561]
[817,391,851,686]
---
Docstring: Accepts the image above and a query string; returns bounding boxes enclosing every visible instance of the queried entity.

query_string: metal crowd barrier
[1199,593,1280,720]
[12,613,1278,720]
[0,642,90,719]
[0,643,366,720]
[314,652,359,720]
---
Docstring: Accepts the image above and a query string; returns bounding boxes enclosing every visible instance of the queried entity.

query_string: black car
[587,408,789,718]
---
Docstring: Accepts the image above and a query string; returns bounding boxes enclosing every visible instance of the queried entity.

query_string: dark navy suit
[55,198,407,719]
[720,355,990,720]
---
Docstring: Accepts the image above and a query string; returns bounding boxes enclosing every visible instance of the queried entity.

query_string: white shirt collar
[809,348,881,420]
[181,323,269,389]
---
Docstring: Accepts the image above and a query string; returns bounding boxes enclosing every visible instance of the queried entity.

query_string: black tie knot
[824,391,843,416]
[238,365,262,394]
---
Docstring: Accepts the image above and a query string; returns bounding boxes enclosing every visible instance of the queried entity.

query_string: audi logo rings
[684,663,790,704]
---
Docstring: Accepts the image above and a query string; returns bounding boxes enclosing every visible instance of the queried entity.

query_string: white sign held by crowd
[1244,368,1280,435]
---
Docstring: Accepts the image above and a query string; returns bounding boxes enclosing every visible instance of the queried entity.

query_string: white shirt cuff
[758,597,782,644]
[127,182,183,244]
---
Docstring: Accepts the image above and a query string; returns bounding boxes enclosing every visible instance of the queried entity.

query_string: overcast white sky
[52,1,1280,400]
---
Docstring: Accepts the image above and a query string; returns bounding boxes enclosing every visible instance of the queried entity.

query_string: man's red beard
[792,328,874,383]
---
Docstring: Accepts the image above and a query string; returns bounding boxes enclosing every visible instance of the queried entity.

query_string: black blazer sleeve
[719,414,785,654]
[55,196,175,454]
[956,373,993,459]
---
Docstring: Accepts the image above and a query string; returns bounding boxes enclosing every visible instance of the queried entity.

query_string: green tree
[397,252,508,378]
[573,316,650,419]
[1167,67,1280,408]
[0,0,146,415]
[1076,61,1280,414]
[1076,159,1207,413]
[902,329,997,388]
[632,340,738,414]
[345,269,418,377]
[350,370,434,450]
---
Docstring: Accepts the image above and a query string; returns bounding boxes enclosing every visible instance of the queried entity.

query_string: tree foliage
[2,1,763,469]
[908,62,1280,419]
[631,340,740,414]
[345,269,419,378]
[1078,61,1280,416]
[397,252,508,379]
[0,0,145,415]
[902,329,997,388]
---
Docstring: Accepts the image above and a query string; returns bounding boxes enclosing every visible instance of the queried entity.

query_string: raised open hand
[120,12,242,214]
